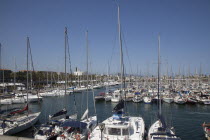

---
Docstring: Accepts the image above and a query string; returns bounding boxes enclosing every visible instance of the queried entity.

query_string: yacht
[111,90,121,103]
[132,92,142,103]
[0,37,40,135]
[89,5,145,140]
[143,96,152,104]
[89,100,145,140]
[163,96,174,103]
[148,35,181,140]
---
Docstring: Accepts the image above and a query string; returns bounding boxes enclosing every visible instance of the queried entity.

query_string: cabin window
[108,128,121,135]
[122,128,129,135]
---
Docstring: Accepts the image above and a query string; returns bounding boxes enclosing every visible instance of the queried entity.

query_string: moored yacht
[148,35,181,140]
[132,92,142,103]
[163,96,174,103]
[89,100,145,140]
[174,96,186,105]
[0,98,12,105]
[148,116,181,140]
[143,96,152,104]
[90,5,145,140]
[186,96,198,104]
[111,90,121,103]
[0,37,40,135]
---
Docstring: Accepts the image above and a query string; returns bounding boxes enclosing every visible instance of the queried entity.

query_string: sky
[0,0,210,75]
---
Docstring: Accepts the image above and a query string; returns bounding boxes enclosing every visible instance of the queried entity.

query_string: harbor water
[1,86,210,140]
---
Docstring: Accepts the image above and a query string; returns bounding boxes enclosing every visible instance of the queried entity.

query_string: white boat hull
[12,98,25,104]
[105,96,112,101]
[0,99,12,105]
[163,98,174,103]
[143,97,152,104]
[0,112,41,135]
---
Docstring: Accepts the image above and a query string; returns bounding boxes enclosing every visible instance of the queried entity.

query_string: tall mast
[65,27,67,95]
[30,62,33,91]
[27,37,29,113]
[158,34,161,116]
[118,6,124,94]
[86,30,89,119]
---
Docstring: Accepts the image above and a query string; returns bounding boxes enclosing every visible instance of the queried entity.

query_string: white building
[73,70,85,76]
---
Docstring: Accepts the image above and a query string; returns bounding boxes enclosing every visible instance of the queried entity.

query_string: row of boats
[94,88,210,105]
[0,93,42,105]
[0,82,120,105]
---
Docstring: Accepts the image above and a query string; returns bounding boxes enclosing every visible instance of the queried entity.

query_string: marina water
[1,85,210,140]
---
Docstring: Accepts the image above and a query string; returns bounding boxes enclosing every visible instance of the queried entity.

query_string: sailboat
[89,5,145,140]
[0,37,40,135]
[147,35,181,140]
[56,30,97,140]
[34,27,77,140]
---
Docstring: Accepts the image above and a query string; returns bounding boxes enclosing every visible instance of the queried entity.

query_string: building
[73,67,85,76]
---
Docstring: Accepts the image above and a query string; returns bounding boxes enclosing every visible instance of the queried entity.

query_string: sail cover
[9,104,28,115]
[113,100,124,112]
[61,120,87,129]
[134,92,141,95]
[49,108,67,119]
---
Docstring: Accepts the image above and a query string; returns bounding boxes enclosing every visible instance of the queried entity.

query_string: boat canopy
[112,111,123,120]
[61,121,87,129]
[183,91,190,94]
[134,92,141,95]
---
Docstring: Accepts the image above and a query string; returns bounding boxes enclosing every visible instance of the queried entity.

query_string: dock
[0,136,35,140]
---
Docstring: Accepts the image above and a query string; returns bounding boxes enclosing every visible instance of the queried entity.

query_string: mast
[118,6,123,92]
[65,27,67,95]
[86,30,89,119]
[30,62,33,91]
[27,37,29,114]
[158,34,161,116]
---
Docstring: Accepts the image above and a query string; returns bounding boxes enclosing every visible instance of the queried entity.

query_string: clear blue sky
[0,0,210,75]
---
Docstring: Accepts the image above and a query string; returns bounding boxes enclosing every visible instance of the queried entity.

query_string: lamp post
[99,123,105,140]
